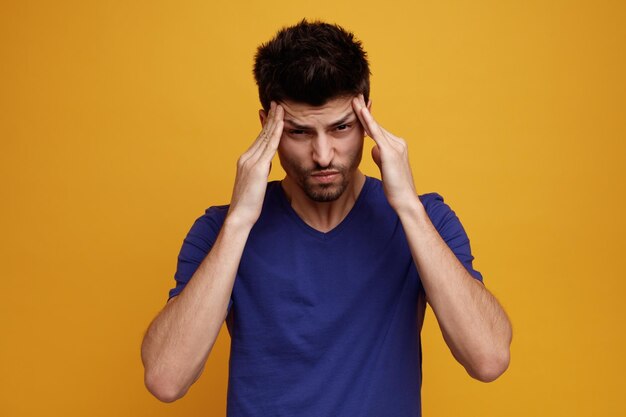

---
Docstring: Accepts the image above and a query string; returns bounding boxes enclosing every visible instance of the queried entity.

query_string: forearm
[350,95,512,380]
[397,199,512,382]
[141,216,251,402]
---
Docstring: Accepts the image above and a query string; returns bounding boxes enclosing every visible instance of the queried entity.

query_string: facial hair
[280,141,364,203]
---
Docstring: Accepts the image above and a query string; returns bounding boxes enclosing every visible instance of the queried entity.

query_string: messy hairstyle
[253,19,371,111]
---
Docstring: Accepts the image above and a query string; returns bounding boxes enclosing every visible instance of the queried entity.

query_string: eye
[335,123,353,132]
[288,129,306,136]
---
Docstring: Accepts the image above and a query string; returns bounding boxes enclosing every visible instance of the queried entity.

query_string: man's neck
[281,171,366,233]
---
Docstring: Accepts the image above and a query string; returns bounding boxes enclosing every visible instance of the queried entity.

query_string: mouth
[310,170,340,183]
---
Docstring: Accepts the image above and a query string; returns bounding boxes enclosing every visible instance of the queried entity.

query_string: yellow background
[2,0,625,416]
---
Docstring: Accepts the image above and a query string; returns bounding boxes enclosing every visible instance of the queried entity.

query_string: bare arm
[141,218,250,402]
[398,202,512,382]
[352,94,512,382]
[140,102,284,402]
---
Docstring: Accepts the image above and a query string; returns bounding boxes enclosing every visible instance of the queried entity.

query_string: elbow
[467,348,511,383]
[141,338,191,403]
[144,371,187,403]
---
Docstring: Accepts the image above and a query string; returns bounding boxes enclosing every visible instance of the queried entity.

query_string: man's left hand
[352,94,420,214]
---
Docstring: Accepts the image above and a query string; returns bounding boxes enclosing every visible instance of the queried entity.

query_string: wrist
[393,194,427,220]
[223,210,256,235]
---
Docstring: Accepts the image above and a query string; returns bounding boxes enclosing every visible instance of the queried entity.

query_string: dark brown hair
[253,19,371,111]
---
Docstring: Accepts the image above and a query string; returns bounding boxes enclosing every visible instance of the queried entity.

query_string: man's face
[265,95,368,202]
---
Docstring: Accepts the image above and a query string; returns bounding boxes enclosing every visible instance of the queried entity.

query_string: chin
[303,178,348,202]
[306,188,344,202]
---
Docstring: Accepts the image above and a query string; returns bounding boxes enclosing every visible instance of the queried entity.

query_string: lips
[311,171,339,183]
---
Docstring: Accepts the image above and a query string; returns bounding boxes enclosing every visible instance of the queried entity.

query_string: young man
[141,19,512,416]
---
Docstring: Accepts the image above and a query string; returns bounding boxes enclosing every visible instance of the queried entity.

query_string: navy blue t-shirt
[169,176,483,416]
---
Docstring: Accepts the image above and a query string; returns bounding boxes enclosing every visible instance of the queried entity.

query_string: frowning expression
[272,95,367,202]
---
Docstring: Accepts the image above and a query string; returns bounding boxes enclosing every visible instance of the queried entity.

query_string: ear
[259,109,267,127]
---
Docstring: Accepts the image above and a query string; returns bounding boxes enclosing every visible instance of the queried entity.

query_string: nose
[311,133,334,168]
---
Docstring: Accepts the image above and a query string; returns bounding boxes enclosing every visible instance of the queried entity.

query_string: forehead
[279,96,357,126]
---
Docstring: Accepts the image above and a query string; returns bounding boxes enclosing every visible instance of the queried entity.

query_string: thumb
[371,145,382,170]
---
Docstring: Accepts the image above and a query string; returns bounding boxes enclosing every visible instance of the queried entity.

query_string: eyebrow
[283,113,356,130]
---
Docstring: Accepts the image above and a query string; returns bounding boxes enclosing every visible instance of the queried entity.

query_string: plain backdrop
[2,1,625,416]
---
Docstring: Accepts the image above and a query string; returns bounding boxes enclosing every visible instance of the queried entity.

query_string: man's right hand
[141,103,284,402]
[227,101,284,228]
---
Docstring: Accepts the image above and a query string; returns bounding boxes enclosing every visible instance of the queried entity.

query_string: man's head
[254,20,372,203]
[253,19,371,113]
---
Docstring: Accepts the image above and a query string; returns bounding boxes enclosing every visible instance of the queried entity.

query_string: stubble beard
[302,172,349,202]
[282,144,364,203]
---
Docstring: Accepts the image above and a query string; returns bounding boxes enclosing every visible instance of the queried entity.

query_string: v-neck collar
[275,176,372,241]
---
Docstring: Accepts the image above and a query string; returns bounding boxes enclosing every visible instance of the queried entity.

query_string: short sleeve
[167,205,234,311]
[419,192,485,284]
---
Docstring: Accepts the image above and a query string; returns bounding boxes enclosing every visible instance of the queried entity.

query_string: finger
[259,101,277,142]
[258,101,278,140]
[258,102,283,153]
[244,101,277,160]
[357,94,383,135]
[354,94,390,148]
[248,102,283,163]
[358,100,388,147]
[259,105,284,162]
[352,96,371,137]
[266,103,284,147]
